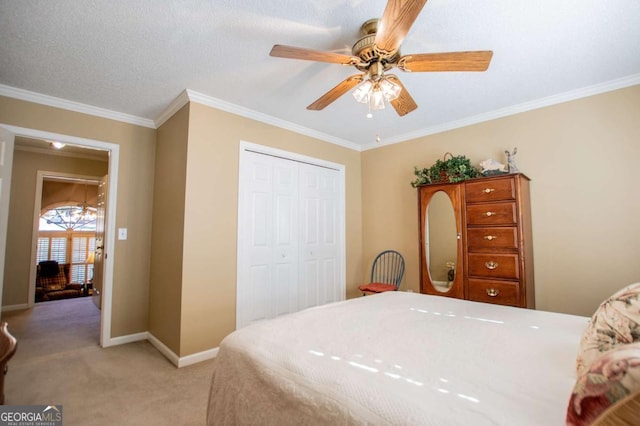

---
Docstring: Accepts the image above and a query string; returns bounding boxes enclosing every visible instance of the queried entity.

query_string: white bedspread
[207,291,588,425]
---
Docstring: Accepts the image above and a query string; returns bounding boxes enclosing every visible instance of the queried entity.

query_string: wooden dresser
[418,173,535,308]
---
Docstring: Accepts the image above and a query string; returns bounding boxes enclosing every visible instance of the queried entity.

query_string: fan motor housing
[352,19,399,71]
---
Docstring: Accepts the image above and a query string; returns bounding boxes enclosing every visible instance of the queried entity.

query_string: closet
[418,173,534,308]
[236,146,345,329]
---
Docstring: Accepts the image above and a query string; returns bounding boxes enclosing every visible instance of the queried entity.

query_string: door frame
[236,141,347,329]
[0,127,15,315]
[0,124,119,347]
[29,172,101,305]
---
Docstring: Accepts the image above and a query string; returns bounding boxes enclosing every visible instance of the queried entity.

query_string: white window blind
[38,204,98,283]
[37,236,68,263]
[71,234,95,283]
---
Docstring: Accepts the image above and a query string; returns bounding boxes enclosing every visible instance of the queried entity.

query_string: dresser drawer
[465,177,515,203]
[466,202,517,225]
[468,279,520,307]
[467,227,518,251]
[468,253,520,279]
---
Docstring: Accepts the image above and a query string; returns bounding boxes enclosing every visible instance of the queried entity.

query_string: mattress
[207,291,589,425]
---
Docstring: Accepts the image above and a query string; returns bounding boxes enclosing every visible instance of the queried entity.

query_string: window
[37,205,97,283]
[39,205,97,231]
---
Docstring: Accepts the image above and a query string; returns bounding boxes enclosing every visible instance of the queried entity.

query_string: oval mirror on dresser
[427,191,457,293]
[418,184,464,298]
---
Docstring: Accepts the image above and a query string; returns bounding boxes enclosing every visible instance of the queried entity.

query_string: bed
[207,291,592,425]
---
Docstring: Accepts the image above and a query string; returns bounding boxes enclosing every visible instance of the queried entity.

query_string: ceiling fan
[269,0,493,117]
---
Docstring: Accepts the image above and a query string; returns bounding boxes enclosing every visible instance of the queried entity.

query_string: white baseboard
[178,346,219,368]
[145,332,219,368]
[1,302,219,367]
[2,303,30,312]
[105,331,148,347]
[146,332,180,366]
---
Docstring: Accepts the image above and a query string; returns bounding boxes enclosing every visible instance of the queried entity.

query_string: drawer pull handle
[486,288,500,297]
[485,261,499,270]
[483,188,495,193]
[484,235,497,241]
[485,211,496,217]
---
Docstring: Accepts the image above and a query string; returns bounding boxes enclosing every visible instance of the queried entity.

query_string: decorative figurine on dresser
[413,153,534,309]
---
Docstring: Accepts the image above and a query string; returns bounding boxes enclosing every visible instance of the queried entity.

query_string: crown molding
[0,84,156,129]
[154,90,190,128]
[5,72,638,154]
[1,83,363,151]
[155,89,363,151]
[361,73,640,151]
[181,89,363,152]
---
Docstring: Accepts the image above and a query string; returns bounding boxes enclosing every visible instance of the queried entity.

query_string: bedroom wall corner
[177,101,363,357]
[360,85,640,317]
[148,103,190,355]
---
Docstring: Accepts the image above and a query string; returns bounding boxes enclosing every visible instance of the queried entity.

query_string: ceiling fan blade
[307,75,364,111]
[386,75,417,116]
[398,51,493,72]
[375,0,428,54]
[270,45,360,65]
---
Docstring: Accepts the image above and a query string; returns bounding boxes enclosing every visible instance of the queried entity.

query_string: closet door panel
[319,173,340,304]
[248,265,269,322]
[271,158,299,317]
[299,194,319,309]
[299,164,341,308]
[320,258,338,304]
[240,152,274,326]
[247,190,271,321]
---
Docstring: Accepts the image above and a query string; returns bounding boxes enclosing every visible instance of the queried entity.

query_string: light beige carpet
[2,297,216,425]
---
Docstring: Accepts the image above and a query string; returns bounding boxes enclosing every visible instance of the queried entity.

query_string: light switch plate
[118,228,127,240]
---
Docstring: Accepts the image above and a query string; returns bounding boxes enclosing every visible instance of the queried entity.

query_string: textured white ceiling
[1,0,639,149]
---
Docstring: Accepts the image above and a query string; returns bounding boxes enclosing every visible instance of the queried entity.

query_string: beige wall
[3,150,107,306]
[3,83,638,358]
[148,104,189,354]
[0,96,156,337]
[362,85,640,317]
[176,102,363,356]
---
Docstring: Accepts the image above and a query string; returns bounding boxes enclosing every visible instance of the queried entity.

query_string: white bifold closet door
[237,149,344,329]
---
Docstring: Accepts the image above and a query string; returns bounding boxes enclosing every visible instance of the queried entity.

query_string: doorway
[0,124,119,346]
[31,174,102,305]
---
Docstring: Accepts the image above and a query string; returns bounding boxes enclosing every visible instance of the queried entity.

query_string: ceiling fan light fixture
[379,78,401,101]
[369,87,386,110]
[352,75,401,111]
[352,80,372,103]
